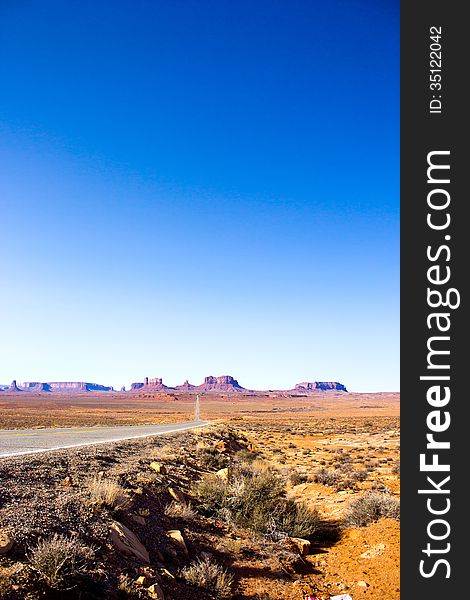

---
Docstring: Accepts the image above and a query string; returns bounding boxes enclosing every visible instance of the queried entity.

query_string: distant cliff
[1,376,348,394]
[130,375,246,393]
[197,375,245,392]
[3,381,113,393]
[294,381,348,392]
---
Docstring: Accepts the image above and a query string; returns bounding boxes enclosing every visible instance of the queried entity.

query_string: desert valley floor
[0,391,399,599]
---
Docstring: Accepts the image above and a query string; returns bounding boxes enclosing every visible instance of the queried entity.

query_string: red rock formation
[196,375,246,392]
[294,381,348,392]
[175,380,196,390]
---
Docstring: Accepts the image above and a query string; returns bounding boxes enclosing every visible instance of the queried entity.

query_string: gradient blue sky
[0,0,399,392]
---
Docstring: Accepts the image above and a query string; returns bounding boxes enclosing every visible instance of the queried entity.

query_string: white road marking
[0,421,209,458]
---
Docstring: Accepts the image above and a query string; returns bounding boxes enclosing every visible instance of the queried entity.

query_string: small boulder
[130,514,147,526]
[110,521,150,563]
[150,462,167,474]
[166,530,188,556]
[357,580,370,587]
[148,582,165,599]
[168,487,185,503]
[215,467,230,481]
[289,537,312,555]
[0,530,14,555]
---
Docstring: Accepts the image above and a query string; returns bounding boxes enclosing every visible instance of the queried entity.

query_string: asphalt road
[0,420,209,458]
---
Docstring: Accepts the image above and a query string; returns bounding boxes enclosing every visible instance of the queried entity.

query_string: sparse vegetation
[118,574,147,598]
[344,492,400,527]
[313,467,342,488]
[194,463,324,539]
[196,446,229,470]
[0,403,400,600]
[87,477,130,511]
[179,557,234,599]
[164,500,197,520]
[28,533,94,590]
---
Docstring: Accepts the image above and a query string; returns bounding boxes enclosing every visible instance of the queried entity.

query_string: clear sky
[0,0,399,392]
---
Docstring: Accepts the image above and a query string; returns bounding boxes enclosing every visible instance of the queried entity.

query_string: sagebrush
[344,492,400,527]
[28,533,94,590]
[180,557,233,599]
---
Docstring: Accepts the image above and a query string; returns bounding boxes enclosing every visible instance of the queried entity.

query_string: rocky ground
[0,411,399,600]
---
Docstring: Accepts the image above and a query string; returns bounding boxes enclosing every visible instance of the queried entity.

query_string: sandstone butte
[1,376,348,394]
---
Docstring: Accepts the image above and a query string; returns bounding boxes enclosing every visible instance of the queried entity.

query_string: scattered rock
[166,529,188,556]
[150,462,167,474]
[215,467,230,481]
[159,567,175,579]
[289,537,312,555]
[148,582,165,599]
[0,530,14,554]
[136,575,148,585]
[130,513,147,526]
[168,487,185,503]
[110,521,150,563]
[60,476,73,487]
[360,542,386,559]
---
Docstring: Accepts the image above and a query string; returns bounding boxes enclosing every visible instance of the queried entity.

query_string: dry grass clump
[179,557,234,599]
[314,465,369,490]
[234,448,258,463]
[117,574,147,598]
[344,492,400,527]
[195,445,229,470]
[314,467,342,488]
[87,477,130,511]
[194,463,323,539]
[164,500,197,520]
[28,533,94,590]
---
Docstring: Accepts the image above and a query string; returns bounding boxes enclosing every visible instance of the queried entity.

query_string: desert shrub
[287,470,308,486]
[234,449,258,463]
[313,468,342,487]
[196,446,229,470]
[274,500,322,538]
[346,469,369,485]
[164,500,196,520]
[87,477,130,511]
[28,534,94,590]
[392,461,400,477]
[180,557,233,599]
[194,464,323,539]
[344,492,400,527]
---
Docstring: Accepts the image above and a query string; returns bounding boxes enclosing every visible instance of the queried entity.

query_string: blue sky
[0,0,399,392]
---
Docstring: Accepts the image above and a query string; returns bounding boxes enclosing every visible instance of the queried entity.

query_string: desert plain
[0,390,399,599]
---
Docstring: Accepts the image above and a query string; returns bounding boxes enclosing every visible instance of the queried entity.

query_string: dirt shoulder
[0,414,399,600]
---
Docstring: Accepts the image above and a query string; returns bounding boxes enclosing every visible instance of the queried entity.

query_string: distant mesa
[294,381,348,392]
[130,375,246,393]
[0,376,348,394]
[175,379,197,391]
[197,375,245,392]
[8,380,21,392]
[3,381,113,393]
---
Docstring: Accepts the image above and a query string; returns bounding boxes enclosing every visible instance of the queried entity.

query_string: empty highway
[0,420,209,458]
